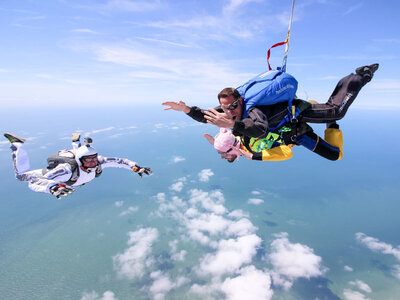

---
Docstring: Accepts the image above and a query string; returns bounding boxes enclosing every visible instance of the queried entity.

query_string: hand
[132,166,152,178]
[203,133,215,146]
[162,101,191,114]
[203,106,235,128]
[238,148,253,160]
[50,184,75,200]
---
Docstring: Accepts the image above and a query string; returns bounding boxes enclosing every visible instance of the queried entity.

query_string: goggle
[81,154,98,162]
[217,148,233,156]
[226,98,240,110]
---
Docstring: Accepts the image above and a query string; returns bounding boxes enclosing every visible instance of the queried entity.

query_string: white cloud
[223,0,263,15]
[90,127,116,134]
[119,206,138,216]
[169,240,187,262]
[392,265,400,280]
[169,181,184,192]
[81,291,117,300]
[269,232,325,289]
[343,289,371,300]
[355,232,400,260]
[149,271,189,300]
[343,3,363,16]
[349,280,372,293]
[197,234,262,276]
[228,209,249,219]
[101,0,162,12]
[113,227,159,280]
[114,201,124,207]
[251,190,261,195]
[344,265,354,272]
[71,28,98,34]
[221,266,273,300]
[369,79,400,90]
[155,192,166,202]
[198,169,214,182]
[171,156,185,163]
[188,189,226,214]
[247,198,264,205]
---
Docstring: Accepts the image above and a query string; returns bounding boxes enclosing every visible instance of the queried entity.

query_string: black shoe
[355,63,379,82]
[4,132,26,143]
[326,121,339,129]
[72,133,81,142]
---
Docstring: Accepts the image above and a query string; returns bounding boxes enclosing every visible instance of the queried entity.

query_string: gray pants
[301,73,366,123]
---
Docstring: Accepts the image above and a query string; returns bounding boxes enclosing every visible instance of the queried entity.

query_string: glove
[50,184,75,200]
[132,165,152,178]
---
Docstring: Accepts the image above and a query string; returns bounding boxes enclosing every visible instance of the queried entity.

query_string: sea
[0,105,399,300]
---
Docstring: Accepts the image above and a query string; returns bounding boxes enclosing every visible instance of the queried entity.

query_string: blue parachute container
[237,69,298,118]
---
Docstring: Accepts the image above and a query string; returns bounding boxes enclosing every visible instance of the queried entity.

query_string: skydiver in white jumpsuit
[4,133,152,199]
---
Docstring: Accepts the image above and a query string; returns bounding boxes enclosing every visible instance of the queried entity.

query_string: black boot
[4,133,26,143]
[355,63,379,83]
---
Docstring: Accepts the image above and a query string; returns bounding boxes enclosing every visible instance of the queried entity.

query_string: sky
[0,0,399,109]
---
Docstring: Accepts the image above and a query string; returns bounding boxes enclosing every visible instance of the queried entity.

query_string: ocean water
[0,106,399,300]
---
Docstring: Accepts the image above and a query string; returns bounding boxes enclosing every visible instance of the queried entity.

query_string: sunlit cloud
[71,28,99,34]
[343,289,371,300]
[171,156,185,163]
[170,181,184,192]
[344,265,354,272]
[221,266,273,300]
[80,290,117,300]
[356,232,400,260]
[343,3,363,16]
[247,198,264,205]
[269,232,325,290]
[113,227,159,280]
[119,206,138,216]
[349,280,372,293]
[198,169,214,182]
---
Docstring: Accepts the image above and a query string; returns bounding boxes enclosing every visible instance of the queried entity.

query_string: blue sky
[0,0,399,108]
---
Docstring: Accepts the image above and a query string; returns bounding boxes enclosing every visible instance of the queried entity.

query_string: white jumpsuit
[9,141,138,194]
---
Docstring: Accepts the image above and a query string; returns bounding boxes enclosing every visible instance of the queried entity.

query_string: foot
[356,63,379,82]
[326,121,339,129]
[4,132,26,143]
[72,133,81,142]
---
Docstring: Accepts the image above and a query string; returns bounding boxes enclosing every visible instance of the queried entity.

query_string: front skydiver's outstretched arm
[98,156,152,177]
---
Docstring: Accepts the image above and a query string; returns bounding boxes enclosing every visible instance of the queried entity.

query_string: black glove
[132,166,153,178]
[50,184,75,200]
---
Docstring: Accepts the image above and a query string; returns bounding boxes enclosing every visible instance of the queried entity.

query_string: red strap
[267,41,287,70]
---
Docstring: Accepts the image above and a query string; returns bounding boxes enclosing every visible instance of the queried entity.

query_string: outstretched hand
[132,166,153,178]
[162,101,191,114]
[203,106,235,129]
[203,133,215,146]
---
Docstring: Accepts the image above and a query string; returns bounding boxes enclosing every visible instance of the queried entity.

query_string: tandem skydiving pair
[4,133,152,200]
[163,64,379,163]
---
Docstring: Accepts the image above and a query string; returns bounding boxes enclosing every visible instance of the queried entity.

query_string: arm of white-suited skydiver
[97,156,137,170]
[28,163,74,193]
